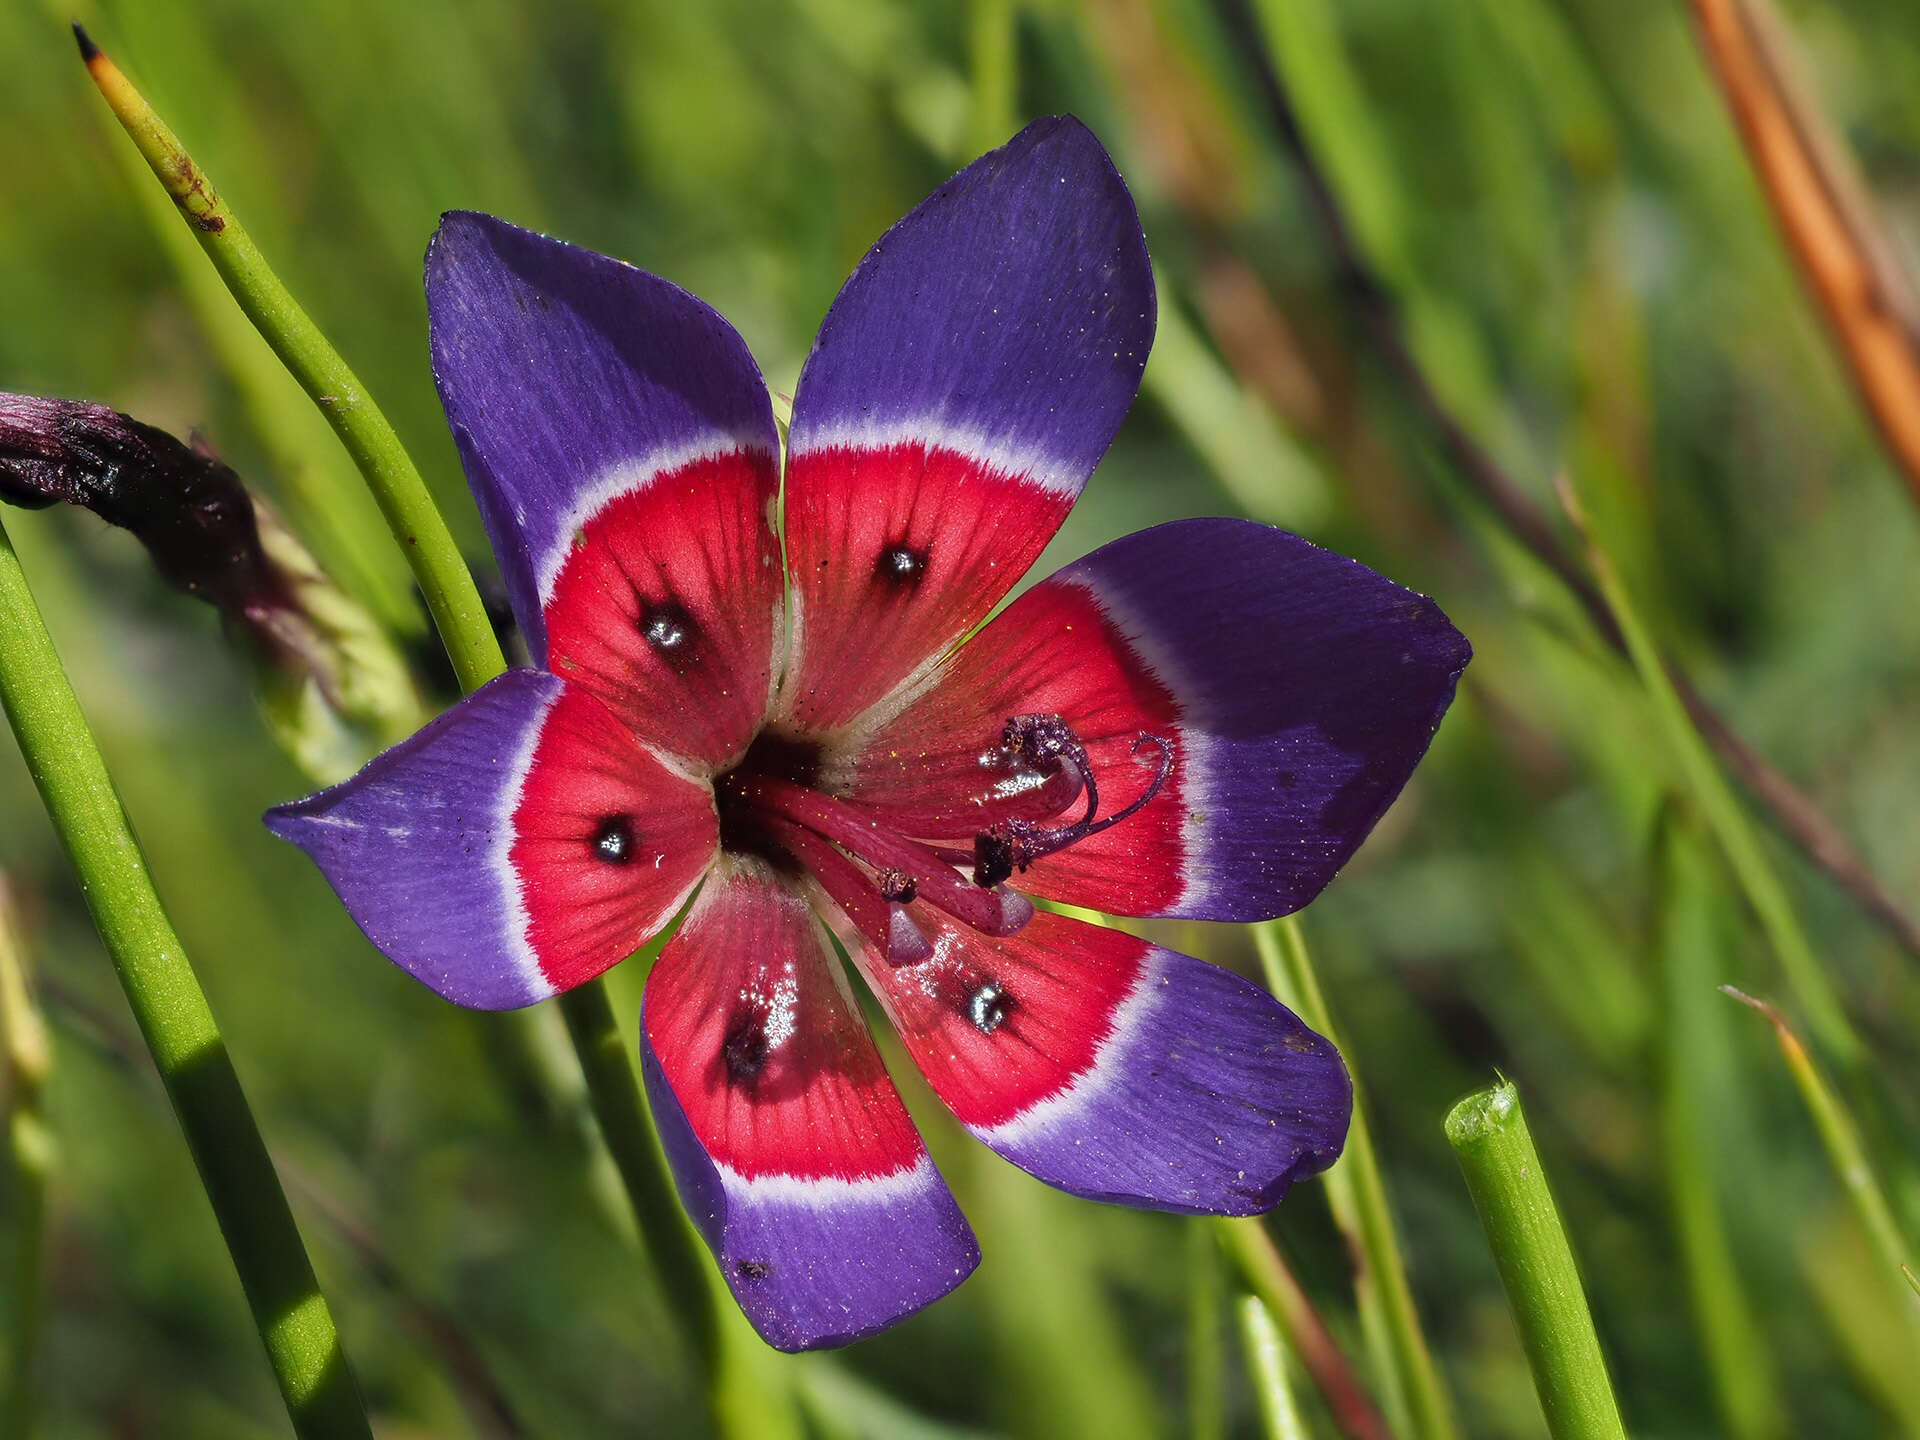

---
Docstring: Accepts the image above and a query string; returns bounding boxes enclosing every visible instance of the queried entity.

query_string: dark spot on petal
[968,981,1011,1034]
[590,815,636,865]
[736,1259,772,1280]
[640,601,693,655]
[877,544,926,586]
[723,1012,769,1084]
[879,869,917,903]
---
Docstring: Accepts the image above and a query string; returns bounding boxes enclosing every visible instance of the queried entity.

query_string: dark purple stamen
[972,717,1173,888]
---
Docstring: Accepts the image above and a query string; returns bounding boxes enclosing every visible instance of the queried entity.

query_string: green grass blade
[1189,1222,1227,1440]
[1214,1218,1393,1440]
[0,878,53,1440]
[1655,815,1784,1440]
[1567,480,1862,1071]
[1722,986,1919,1333]
[78,28,501,693]
[1255,917,1460,1440]
[1238,1295,1312,1440]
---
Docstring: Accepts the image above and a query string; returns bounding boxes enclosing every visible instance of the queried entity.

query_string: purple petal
[265,670,716,1009]
[641,1039,981,1350]
[787,115,1153,486]
[775,115,1155,730]
[267,670,565,1008]
[640,873,979,1350]
[1045,518,1470,920]
[426,212,779,664]
[842,517,1470,921]
[851,909,1350,1214]
[973,942,1351,1213]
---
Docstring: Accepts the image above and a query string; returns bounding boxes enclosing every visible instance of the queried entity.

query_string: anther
[972,725,1173,887]
[763,816,935,966]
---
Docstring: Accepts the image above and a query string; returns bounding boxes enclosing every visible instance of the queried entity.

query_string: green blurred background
[3,0,1920,1435]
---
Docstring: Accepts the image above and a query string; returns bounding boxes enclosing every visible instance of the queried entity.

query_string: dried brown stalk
[1688,0,1920,509]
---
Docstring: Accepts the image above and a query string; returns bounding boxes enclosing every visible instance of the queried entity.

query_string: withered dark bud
[0,393,280,614]
[0,392,425,782]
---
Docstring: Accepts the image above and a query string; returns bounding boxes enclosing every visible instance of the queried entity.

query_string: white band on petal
[1052,573,1214,915]
[968,949,1165,1149]
[492,684,563,1005]
[713,1155,938,1209]
[789,414,1084,497]
[534,433,775,603]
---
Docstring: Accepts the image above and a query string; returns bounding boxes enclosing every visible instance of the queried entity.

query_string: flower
[266,117,1470,1351]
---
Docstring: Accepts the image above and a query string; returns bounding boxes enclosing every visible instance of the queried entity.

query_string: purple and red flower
[267,117,1469,1351]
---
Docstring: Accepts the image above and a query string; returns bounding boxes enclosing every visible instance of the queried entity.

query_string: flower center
[712,713,1171,965]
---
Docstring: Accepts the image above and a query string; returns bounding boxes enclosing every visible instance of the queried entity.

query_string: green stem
[1255,918,1460,1440]
[1444,1082,1627,1440]
[89,88,417,635]
[0,516,371,1440]
[2,1108,48,1440]
[1,879,52,1440]
[557,984,719,1372]
[1568,482,1861,1072]
[78,26,731,1394]
[78,27,499,694]
[1188,1222,1226,1440]
[1238,1295,1311,1440]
